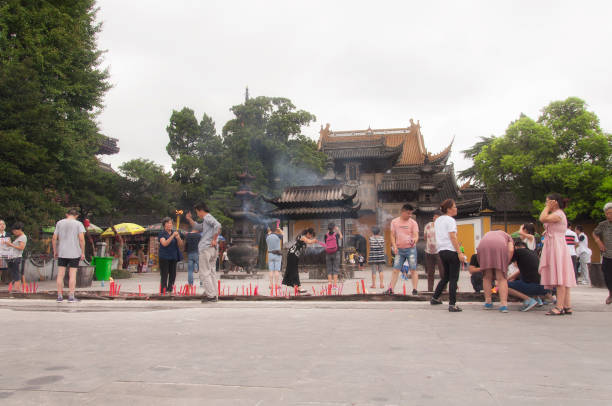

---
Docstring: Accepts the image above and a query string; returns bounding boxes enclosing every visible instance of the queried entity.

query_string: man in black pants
[593,202,612,305]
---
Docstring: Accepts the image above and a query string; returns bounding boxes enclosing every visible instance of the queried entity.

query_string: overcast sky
[95,0,612,175]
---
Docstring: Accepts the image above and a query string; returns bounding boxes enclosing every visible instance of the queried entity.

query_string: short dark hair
[433,209,442,217]
[194,202,210,212]
[371,226,380,235]
[401,203,415,212]
[11,222,24,231]
[440,199,455,214]
[161,217,172,227]
[575,225,584,232]
[522,223,535,235]
[328,222,335,232]
[66,208,79,216]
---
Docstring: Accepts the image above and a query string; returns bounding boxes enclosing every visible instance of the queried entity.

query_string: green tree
[465,98,612,220]
[457,135,495,186]
[221,96,322,194]
[118,159,179,217]
[0,0,112,233]
[166,107,223,207]
[165,96,325,216]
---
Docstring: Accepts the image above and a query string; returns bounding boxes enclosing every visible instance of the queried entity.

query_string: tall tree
[166,107,223,207]
[464,98,612,220]
[118,159,179,217]
[457,135,495,186]
[0,0,112,233]
[221,96,322,194]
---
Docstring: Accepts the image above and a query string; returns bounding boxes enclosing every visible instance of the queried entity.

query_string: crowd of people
[274,196,612,313]
[2,197,611,310]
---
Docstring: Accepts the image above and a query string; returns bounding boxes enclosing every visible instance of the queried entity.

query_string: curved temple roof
[318,122,452,166]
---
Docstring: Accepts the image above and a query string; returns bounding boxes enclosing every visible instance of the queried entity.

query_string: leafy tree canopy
[166,96,325,227]
[117,159,178,217]
[462,98,612,220]
[0,0,112,234]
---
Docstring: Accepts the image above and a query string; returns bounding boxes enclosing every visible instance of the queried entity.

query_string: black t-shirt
[512,248,540,284]
[185,232,201,253]
[469,254,479,268]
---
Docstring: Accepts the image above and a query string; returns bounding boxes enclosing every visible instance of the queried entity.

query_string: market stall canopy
[42,223,103,234]
[100,223,145,237]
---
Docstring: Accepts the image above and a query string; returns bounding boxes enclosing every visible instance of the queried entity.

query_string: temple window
[346,163,359,181]
[345,219,354,236]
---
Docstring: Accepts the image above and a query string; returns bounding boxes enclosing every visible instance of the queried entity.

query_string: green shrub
[111,269,132,279]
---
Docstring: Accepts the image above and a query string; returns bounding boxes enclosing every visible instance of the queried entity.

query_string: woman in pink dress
[539,193,577,315]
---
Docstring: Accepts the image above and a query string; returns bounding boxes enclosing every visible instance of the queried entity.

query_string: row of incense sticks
[7,282,38,294]
[109,281,121,296]
[355,279,367,294]
[156,284,197,296]
[312,283,344,296]
[218,280,259,296]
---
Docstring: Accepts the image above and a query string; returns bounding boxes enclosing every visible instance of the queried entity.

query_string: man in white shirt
[565,223,579,281]
[575,225,592,285]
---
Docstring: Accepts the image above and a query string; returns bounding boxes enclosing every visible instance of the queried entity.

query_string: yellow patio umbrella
[100,223,146,237]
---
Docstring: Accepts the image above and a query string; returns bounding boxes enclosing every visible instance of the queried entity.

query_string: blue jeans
[187,251,199,285]
[508,280,550,296]
[393,247,417,271]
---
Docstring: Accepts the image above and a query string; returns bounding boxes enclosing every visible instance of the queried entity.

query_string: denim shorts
[268,254,282,271]
[393,247,417,271]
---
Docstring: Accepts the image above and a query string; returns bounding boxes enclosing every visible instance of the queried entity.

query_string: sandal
[545,307,564,316]
[369,285,376,289]
[563,307,573,315]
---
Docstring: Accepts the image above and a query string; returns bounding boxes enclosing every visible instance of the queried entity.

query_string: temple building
[267,120,496,260]
[96,136,120,172]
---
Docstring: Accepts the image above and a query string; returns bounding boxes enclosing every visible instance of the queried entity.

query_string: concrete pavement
[0,292,611,405]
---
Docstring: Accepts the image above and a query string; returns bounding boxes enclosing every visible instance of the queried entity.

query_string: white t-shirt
[576,232,592,256]
[434,215,457,252]
[0,232,11,258]
[11,234,27,258]
[521,236,536,250]
[565,229,578,256]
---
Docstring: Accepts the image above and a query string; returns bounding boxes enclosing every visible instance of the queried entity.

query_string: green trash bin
[92,256,113,281]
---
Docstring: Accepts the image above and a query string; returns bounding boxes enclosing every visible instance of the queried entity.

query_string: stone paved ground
[1,269,611,405]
